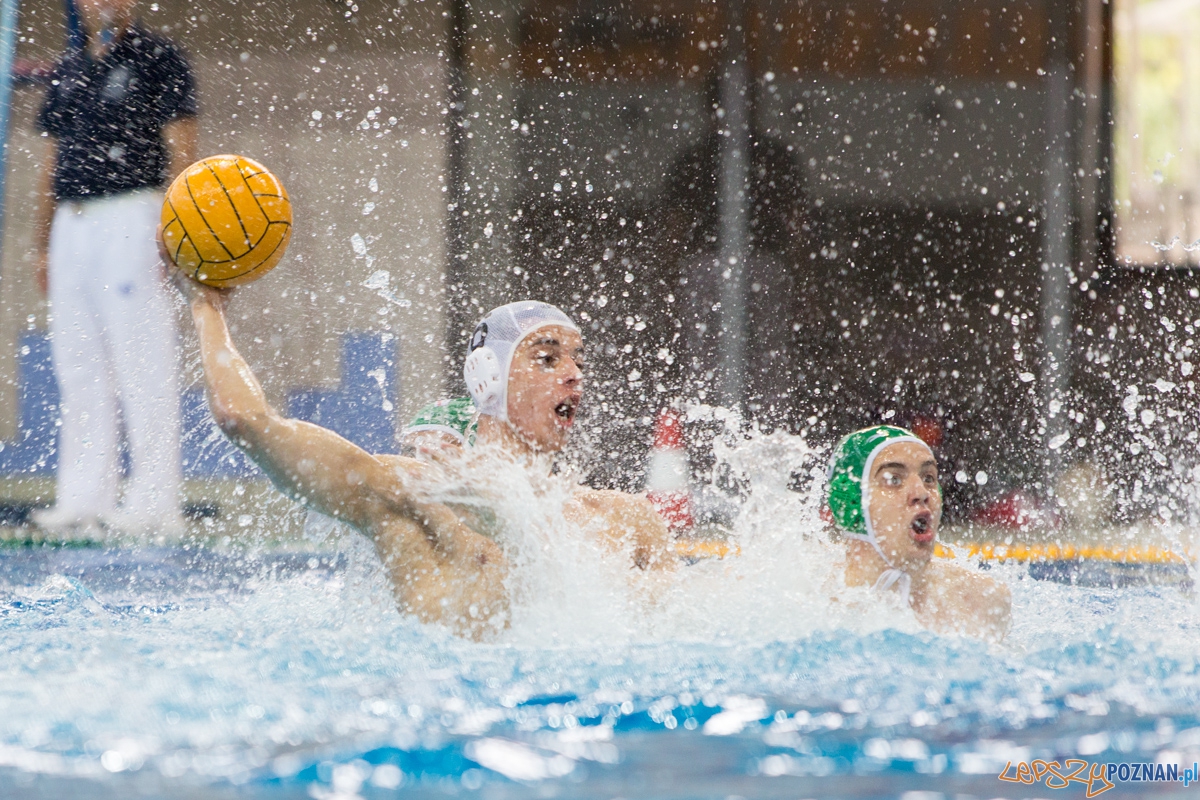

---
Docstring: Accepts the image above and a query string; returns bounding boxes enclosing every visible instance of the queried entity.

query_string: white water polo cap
[463,300,580,421]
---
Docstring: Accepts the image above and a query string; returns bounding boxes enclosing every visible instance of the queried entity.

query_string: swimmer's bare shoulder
[911,561,1012,642]
[179,279,507,640]
[565,488,675,571]
[380,452,672,573]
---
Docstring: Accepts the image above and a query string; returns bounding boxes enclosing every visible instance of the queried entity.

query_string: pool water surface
[2,539,1200,800]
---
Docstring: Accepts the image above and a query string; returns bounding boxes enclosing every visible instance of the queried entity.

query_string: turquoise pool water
[2,539,1199,800]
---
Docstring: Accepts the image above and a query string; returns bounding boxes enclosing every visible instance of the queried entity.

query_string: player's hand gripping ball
[160,155,292,286]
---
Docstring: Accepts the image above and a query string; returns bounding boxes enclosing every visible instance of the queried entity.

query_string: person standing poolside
[31,0,197,537]
[174,274,674,639]
[826,425,1012,641]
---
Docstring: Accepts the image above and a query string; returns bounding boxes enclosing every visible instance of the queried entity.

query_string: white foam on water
[407,419,921,646]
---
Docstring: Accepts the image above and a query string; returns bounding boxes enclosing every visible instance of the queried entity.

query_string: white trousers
[47,189,181,517]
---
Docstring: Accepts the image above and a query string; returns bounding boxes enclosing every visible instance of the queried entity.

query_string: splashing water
[1151,236,1200,253]
[3,423,1200,798]
[398,418,916,647]
[361,269,411,309]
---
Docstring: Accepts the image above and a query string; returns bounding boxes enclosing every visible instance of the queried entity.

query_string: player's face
[866,441,941,569]
[506,326,584,452]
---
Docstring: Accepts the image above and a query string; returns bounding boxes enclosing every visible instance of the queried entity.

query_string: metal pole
[1038,0,1074,492]
[0,0,21,265]
[1123,2,1143,236]
[444,0,469,389]
[66,0,84,52]
[716,0,751,412]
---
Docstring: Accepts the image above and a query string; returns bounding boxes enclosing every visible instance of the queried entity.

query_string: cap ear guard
[463,346,505,421]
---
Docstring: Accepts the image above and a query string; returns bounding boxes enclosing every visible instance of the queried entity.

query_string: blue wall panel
[0,333,60,476]
[286,333,399,457]
[0,332,399,480]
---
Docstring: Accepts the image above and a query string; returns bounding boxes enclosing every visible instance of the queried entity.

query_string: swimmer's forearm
[570,489,676,571]
[916,565,1011,642]
[951,571,1011,641]
[981,582,1012,641]
[191,295,274,435]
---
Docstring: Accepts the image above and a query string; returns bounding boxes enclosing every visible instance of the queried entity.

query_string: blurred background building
[1114,0,1200,266]
[0,0,1197,529]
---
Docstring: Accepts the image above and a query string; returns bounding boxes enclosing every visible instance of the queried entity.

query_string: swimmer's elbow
[211,400,275,443]
[633,540,676,572]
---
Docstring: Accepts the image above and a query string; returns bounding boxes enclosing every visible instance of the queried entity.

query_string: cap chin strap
[872,568,912,606]
[855,434,931,606]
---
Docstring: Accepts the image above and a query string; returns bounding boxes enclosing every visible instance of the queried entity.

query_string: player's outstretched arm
[185,283,390,527]
[183,283,509,638]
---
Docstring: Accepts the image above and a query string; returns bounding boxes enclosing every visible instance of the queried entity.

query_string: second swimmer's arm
[913,562,1012,642]
[568,489,676,571]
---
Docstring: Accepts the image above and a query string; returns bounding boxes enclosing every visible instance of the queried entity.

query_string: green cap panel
[404,397,478,444]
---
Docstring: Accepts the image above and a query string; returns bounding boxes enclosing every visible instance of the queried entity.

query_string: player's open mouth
[910,512,934,543]
[554,399,577,425]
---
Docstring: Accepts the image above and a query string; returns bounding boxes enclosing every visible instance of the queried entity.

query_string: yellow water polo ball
[160,154,292,287]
